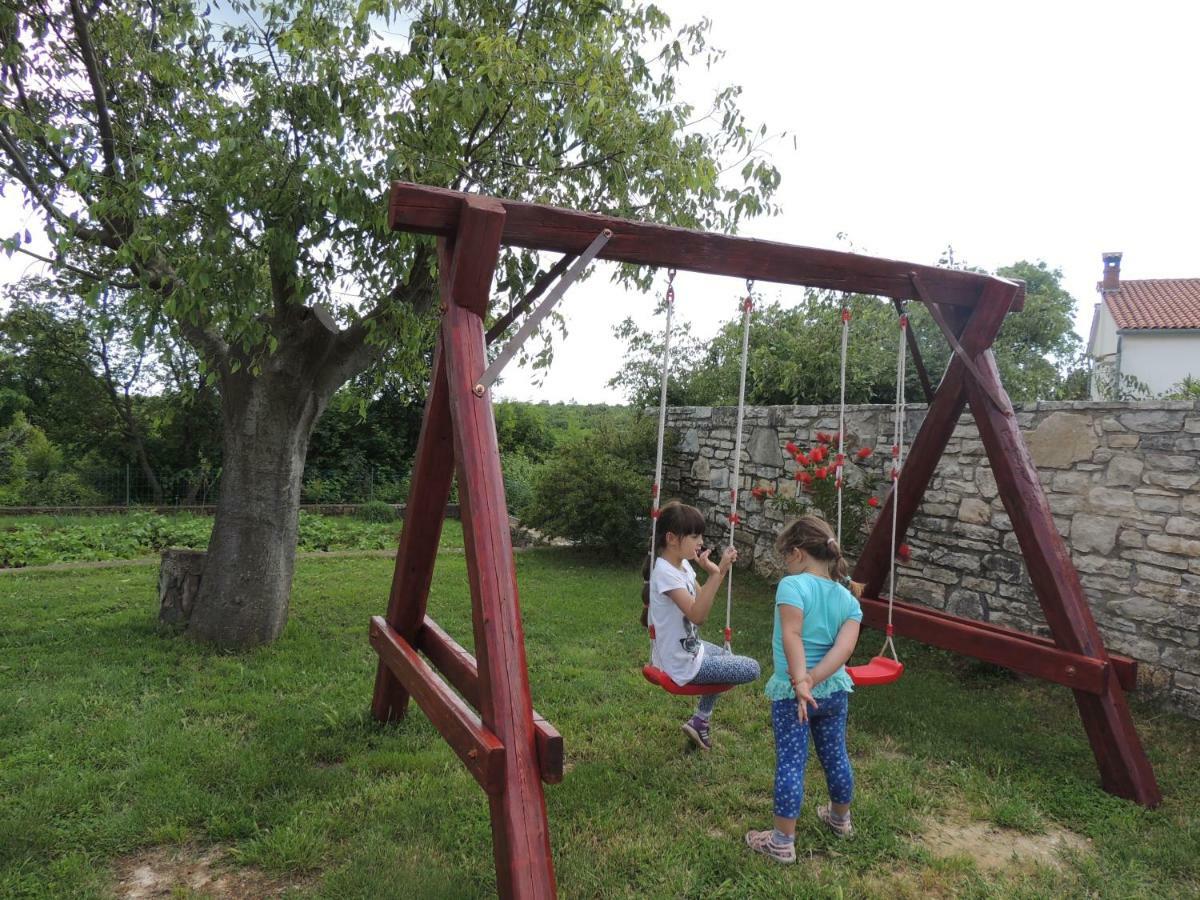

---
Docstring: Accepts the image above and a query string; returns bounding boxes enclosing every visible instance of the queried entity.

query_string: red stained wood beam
[963,340,1161,807]
[370,616,506,795]
[877,597,1138,692]
[389,182,1024,311]
[860,597,1115,694]
[418,615,564,784]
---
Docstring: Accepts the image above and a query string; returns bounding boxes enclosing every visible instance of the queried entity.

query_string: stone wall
[663,400,1200,717]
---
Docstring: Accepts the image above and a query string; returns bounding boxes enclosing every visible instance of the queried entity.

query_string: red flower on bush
[867,496,879,507]
[785,441,798,456]
[897,543,912,562]
[856,446,873,460]
[815,466,828,480]
[795,450,810,466]
[751,486,765,500]
[809,446,825,463]
[815,431,831,444]
[798,471,813,485]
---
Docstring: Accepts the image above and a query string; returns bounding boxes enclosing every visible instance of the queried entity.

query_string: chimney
[1101,251,1122,292]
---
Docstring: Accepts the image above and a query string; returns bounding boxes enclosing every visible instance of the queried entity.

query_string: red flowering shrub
[769,433,885,555]
[897,543,912,562]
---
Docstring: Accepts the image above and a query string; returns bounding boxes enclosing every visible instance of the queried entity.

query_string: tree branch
[68,0,119,180]
[486,252,576,344]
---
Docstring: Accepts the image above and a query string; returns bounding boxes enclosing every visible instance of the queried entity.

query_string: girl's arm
[805,619,862,687]
[667,547,736,625]
[779,605,817,721]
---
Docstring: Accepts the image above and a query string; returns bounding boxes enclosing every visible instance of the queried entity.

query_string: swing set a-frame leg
[854,281,1160,808]
[371,196,556,898]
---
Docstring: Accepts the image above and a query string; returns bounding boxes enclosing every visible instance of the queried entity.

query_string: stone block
[1071,514,1121,555]
[976,467,998,500]
[1135,563,1183,585]
[1074,553,1132,577]
[1117,410,1187,433]
[957,497,991,526]
[1167,516,1200,537]
[1161,646,1200,676]
[1186,416,1200,434]
[1147,533,1200,557]
[946,588,986,621]
[1025,412,1097,468]
[680,428,700,453]
[1107,597,1175,626]
[1105,455,1144,487]
[1107,433,1140,449]
[1118,528,1145,549]
[1146,453,1199,473]
[1086,485,1136,515]
[1051,471,1092,493]
[1134,491,1181,514]
[1125,549,1190,571]
[747,426,781,465]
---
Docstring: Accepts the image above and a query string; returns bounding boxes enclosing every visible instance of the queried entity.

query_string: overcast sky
[4,1,1197,405]
[492,0,1200,403]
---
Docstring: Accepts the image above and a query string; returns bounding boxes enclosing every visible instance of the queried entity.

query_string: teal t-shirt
[765,573,863,701]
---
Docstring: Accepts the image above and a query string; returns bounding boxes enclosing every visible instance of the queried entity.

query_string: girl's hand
[696,547,719,574]
[717,546,738,573]
[793,675,817,722]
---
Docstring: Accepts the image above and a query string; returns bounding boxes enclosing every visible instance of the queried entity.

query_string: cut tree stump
[159,549,206,626]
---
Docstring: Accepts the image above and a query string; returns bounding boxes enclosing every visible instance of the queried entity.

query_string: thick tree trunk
[185,362,330,648]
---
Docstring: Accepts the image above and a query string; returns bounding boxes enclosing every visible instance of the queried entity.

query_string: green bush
[354,500,399,522]
[523,419,658,554]
[501,452,538,517]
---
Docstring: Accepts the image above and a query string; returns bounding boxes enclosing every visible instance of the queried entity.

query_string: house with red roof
[1087,252,1200,398]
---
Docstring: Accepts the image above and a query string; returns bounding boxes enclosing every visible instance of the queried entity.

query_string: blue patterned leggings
[771,690,853,819]
[690,641,761,719]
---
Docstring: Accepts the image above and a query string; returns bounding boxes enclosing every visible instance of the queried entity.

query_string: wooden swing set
[369,182,1160,900]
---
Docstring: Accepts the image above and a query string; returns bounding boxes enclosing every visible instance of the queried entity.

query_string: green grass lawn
[1,545,1198,898]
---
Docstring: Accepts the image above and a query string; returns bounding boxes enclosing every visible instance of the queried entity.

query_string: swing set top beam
[389,182,1025,312]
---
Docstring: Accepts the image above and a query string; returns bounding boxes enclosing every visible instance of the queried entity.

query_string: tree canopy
[610,259,1088,408]
[1,0,781,645]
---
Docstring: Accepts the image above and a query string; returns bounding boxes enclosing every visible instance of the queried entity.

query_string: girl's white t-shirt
[649,557,706,685]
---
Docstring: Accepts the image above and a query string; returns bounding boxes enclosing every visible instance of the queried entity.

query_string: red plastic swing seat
[846,656,904,686]
[642,665,737,696]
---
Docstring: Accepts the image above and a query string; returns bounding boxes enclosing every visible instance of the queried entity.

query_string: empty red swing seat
[847,656,904,686]
[641,665,736,696]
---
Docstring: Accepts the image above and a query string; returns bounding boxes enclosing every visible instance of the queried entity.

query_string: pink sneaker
[745,830,796,864]
[817,803,854,837]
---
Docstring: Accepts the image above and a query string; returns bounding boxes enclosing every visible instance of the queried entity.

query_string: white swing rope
[834,299,851,546]
[880,308,909,662]
[647,269,676,585]
[724,280,754,652]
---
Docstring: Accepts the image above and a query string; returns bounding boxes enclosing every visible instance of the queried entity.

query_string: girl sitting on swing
[645,501,761,750]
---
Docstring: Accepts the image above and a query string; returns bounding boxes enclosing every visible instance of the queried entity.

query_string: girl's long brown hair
[640,501,706,626]
[775,514,850,582]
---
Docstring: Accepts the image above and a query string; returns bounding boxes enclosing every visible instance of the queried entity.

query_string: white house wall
[1120,332,1200,394]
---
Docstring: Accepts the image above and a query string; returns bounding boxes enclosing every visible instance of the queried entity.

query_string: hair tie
[826,537,837,549]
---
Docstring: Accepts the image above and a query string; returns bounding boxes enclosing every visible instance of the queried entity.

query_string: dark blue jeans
[771,690,853,818]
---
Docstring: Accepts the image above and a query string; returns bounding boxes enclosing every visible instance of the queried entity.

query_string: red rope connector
[650,508,660,519]
[724,626,732,644]
[742,296,753,313]
[835,478,843,490]
[885,624,894,636]
[651,483,659,497]
[841,307,851,323]
[892,467,899,481]
[836,452,845,466]
[899,314,908,329]
[728,512,741,525]
[666,285,675,303]
[892,444,900,458]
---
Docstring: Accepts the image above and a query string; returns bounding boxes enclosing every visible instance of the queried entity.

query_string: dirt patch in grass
[918,813,1092,872]
[113,844,309,898]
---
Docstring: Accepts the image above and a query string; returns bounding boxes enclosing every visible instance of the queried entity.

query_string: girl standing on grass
[645,501,761,751]
[746,515,863,864]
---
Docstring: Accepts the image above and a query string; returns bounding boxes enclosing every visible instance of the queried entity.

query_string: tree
[1,0,780,646]
[611,260,1086,407]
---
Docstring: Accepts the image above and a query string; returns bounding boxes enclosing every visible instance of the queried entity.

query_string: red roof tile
[1101,278,1200,330]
